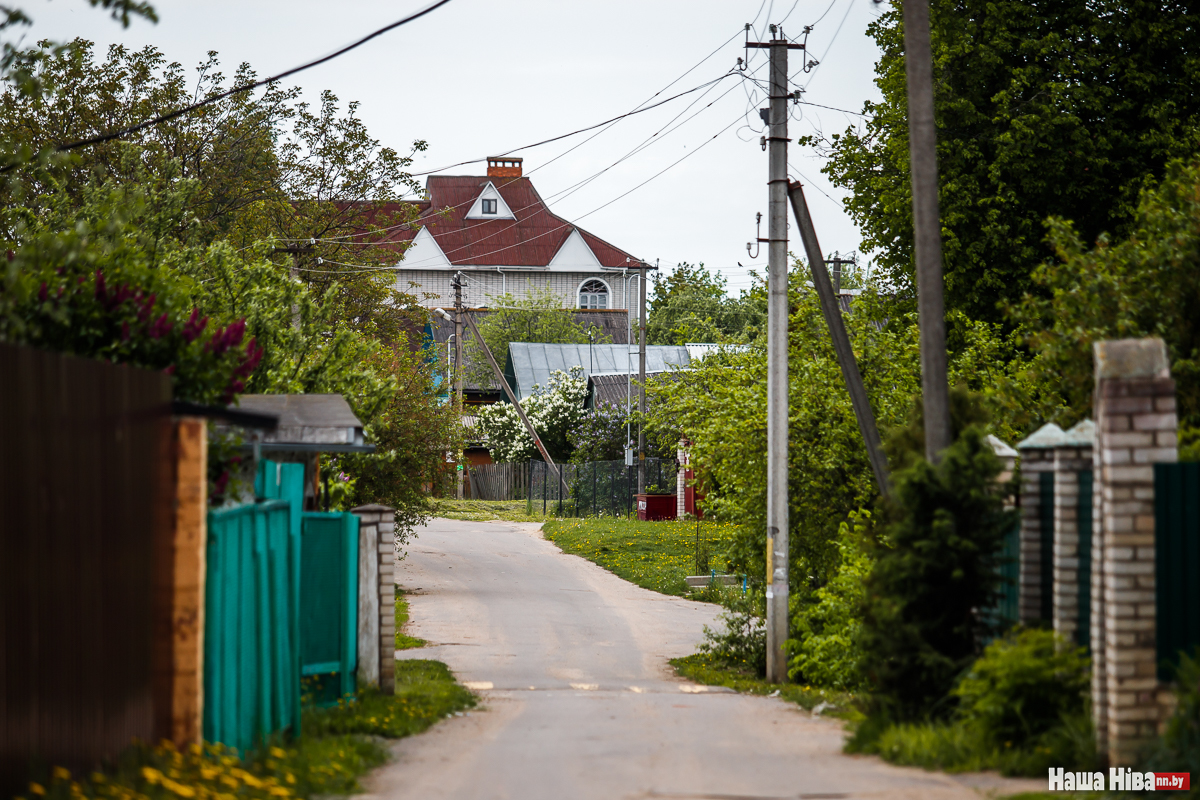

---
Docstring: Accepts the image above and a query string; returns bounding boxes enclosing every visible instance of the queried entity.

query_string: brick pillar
[1093,338,1177,766]
[676,443,687,519]
[352,504,397,693]
[1016,423,1066,624]
[1052,420,1095,648]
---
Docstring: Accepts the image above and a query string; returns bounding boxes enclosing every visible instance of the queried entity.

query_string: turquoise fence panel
[300,511,359,705]
[1155,462,1200,681]
[984,519,1020,638]
[204,460,304,752]
[1078,469,1093,650]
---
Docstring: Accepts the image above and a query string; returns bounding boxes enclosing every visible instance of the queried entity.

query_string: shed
[503,343,690,401]
[235,394,373,453]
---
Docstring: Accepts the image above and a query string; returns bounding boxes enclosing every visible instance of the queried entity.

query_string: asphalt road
[364,517,1040,800]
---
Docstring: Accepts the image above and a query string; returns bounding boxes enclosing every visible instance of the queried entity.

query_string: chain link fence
[527,458,677,517]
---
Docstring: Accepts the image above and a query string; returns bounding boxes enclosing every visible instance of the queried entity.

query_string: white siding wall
[395,269,640,310]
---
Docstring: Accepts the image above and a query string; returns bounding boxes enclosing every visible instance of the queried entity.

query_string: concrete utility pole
[903,0,952,462]
[637,260,648,495]
[274,242,313,330]
[454,272,465,500]
[748,27,803,683]
[788,182,890,497]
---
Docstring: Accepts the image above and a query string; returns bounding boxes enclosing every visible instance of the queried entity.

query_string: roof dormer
[464,181,516,220]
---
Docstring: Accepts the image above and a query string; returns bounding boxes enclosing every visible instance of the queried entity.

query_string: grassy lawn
[542,517,739,597]
[427,498,548,522]
[672,653,859,719]
[395,587,426,650]
[21,660,476,800]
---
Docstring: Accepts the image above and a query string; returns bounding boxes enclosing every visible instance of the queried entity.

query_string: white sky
[20,0,885,295]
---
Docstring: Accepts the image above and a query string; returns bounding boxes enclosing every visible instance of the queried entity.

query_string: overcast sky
[21,0,885,295]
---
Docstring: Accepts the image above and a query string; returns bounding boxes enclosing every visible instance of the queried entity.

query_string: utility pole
[637,260,648,495]
[273,243,313,330]
[453,273,465,500]
[903,0,952,462]
[748,27,803,683]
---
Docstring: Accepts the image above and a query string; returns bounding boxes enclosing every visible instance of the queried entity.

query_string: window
[482,198,497,215]
[578,279,609,309]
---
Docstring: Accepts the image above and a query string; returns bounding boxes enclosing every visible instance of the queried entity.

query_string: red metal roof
[382,175,639,268]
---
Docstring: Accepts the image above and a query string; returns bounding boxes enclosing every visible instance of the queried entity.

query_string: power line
[19,0,455,161]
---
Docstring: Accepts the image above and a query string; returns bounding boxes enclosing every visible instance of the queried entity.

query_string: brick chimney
[487,157,523,178]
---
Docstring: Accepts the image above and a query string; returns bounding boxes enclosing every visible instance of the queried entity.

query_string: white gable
[464,181,516,220]
[398,226,451,269]
[548,228,601,269]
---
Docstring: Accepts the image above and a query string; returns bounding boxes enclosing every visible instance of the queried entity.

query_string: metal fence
[467,462,528,501]
[0,343,171,797]
[527,458,677,517]
[1155,462,1200,681]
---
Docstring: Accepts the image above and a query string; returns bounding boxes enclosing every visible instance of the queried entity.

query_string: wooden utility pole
[748,28,803,683]
[637,261,648,495]
[903,0,952,461]
[454,273,465,500]
[788,182,890,497]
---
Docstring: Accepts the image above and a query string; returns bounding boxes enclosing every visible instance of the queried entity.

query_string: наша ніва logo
[1048,768,1190,791]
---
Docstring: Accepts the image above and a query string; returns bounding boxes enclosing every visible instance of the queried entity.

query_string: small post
[454,274,464,500]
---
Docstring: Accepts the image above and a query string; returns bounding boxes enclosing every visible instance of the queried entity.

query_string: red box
[636,493,676,521]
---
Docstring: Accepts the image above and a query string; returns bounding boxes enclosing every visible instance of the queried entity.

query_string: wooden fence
[467,462,528,501]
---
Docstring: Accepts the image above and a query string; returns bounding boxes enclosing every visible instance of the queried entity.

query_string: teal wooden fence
[1155,462,1200,681]
[300,512,359,705]
[204,461,304,751]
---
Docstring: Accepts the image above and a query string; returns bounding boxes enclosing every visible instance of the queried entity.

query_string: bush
[859,388,1016,722]
[698,590,766,677]
[1143,649,1200,781]
[954,627,1089,745]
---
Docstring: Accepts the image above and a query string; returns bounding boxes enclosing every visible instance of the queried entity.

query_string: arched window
[578,279,610,309]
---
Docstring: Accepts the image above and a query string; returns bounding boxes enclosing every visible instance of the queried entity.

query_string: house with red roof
[386,157,645,310]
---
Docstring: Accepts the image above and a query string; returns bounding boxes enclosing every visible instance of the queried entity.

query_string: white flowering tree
[477,367,587,462]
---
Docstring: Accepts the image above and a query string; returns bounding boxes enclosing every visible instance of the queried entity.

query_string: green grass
[671,653,858,718]
[542,517,739,596]
[428,498,548,522]
[394,587,426,650]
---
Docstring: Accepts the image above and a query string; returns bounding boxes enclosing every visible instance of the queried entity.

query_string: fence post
[1052,420,1096,649]
[351,505,396,693]
[1016,423,1066,623]
[1092,338,1177,766]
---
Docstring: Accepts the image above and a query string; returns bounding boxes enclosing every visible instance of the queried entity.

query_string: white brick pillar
[1053,420,1095,649]
[1093,338,1177,766]
[1016,423,1066,624]
[352,504,397,693]
[676,442,688,519]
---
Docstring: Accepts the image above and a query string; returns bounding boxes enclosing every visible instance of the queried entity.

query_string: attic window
[578,279,609,310]
[482,198,497,215]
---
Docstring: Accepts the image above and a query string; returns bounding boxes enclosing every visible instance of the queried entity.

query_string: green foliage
[646,262,763,345]
[567,400,630,464]
[953,628,1089,745]
[393,589,426,651]
[476,367,586,462]
[1143,650,1200,781]
[787,510,873,692]
[671,653,854,715]
[1016,157,1200,430]
[859,389,1016,722]
[542,517,737,597]
[816,0,1200,325]
[426,498,546,522]
[303,663,475,739]
[465,289,610,388]
[698,590,767,677]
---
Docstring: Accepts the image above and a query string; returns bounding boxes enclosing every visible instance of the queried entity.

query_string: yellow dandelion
[52,768,71,782]
[140,769,163,785]
[29,784,46,796]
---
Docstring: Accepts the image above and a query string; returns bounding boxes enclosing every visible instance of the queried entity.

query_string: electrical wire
[17,0,455,160]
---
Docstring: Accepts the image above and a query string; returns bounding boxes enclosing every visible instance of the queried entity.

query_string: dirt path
[363,518,1044,800]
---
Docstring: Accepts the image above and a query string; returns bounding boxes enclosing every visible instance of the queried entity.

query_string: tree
[816,0,1200,325]
[646,262,763,345]
[464,289,609,388]
[476,368,587,463]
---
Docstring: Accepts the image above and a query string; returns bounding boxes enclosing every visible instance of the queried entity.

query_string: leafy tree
[858,389,1015,723]
[476,367,587,463]
[464,289,610,388]
[646,262,763,345]
[1015,157,1200,435]
[816,0,1200,325]
[568,400,630,464]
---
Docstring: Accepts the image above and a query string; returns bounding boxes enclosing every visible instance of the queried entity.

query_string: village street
[365,518,1041,800]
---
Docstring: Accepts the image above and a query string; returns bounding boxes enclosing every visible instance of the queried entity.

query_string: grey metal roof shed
[503,343,690,401]
[234,394,375,453]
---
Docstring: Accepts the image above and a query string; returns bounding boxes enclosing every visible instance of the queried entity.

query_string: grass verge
[427,498,546,522]
[394,587,425,650]
[542,517,739,596]
[18,661,476,800]
[671,653,858,718]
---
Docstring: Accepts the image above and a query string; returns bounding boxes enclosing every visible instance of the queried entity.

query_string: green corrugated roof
[504,343,690,401]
